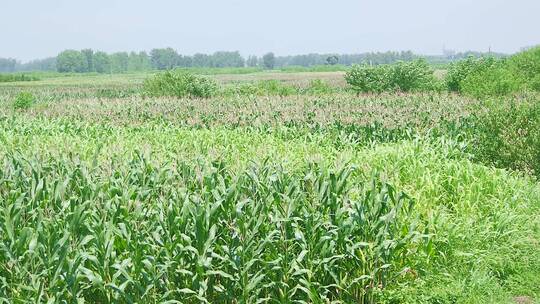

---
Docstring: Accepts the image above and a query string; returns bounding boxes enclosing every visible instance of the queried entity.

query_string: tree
[81,49,94,72]
[262,52,275,70]
[246,55,258,67]
[326,55,339,65]
[93,51,111,73]
[150,48,178,70]
[110,52,129,73]
[128,51,151,71]
[192,53,211,67]
[211,51,245,67]
[0,58,17,72]
[56,50,87,73]
[17,57,56,72]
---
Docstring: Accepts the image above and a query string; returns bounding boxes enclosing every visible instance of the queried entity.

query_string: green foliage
[262,52,276,70]
[56,50,88,73]
[346,60,438,93]
[449,48,540,98]
[445,56,497,92]
[0,153,429,302]
[224,80,298,96]
[2,79,540,302]
[345,64,388,93]
[0,73,40,83]
[142,70,219,98]
[460,64,522,98]
[507,46,540,91]
[12,91,36,109]
[304,79,335,94]
[466,96,540,177]
[254,79,296,96]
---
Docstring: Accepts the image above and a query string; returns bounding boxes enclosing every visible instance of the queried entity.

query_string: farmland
[1,52,540,303]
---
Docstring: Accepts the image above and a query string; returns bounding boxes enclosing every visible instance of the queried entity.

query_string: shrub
[507,46,540,91]
[304,79,334,94]
[460,62,522,98]
[467,96,540,177]
[345,64,389,94]
[256,80,297,96]
[386,59,439,92]
[445,56,497,92]
[345,59,438,94]
[12,92,36,110]
[142,71,219,98]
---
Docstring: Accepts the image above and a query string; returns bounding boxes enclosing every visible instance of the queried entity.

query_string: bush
[345,59,438,94]
[387,59,439,92]
[445,56,497,92]
[507,46,540,91]
[12,92,36,110]
[142,71,219,98]
[467,96,540,177]
[460,62,522,98]
[345,64,388,94]
[304,79,334,94]
[256,80,297,96]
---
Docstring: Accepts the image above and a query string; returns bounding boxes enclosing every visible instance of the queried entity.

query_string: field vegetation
[0,47,539,303]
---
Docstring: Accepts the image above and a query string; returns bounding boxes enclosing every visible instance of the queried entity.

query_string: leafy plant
[304,79,335,94]
[12,91,36,109]
[466,95,540,176]
[142,70,219,98]
[345,60,439,94]
[445,56,497,92]
[460,62,522,98]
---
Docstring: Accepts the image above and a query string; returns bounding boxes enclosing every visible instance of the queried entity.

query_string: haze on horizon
[2,0,539,62]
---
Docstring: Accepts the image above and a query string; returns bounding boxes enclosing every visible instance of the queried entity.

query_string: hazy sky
[2,0,539,61]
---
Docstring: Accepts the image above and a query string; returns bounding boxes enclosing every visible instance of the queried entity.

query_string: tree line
[0,48,507,73]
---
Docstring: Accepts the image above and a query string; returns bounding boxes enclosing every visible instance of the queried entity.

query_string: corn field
[1,73,540,303]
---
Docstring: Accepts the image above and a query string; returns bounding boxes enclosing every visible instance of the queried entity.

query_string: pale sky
[2,0,539,62]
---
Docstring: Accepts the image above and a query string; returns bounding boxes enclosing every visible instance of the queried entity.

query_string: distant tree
[150,48,178,70]
[262,52,275,70]
[246,55,258,67]
[176,55,193,67]
[210,51,245,68]
[0,58,17,72]
[128,51,151,71]
[17,57,56,72]
[192,53,212,67]
[56,50,87,73]
[93,51,111,73]
[81,49,94,72]
[110,52,129,73]
[326,55,339,65]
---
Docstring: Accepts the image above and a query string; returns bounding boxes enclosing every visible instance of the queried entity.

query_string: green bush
[345,59,438,94]
[142,71,219,98]
[449,48,540,98]
[460,62,522,98]
[256,80,297,96]
[12,92,36,110]
[387,59,439,92]
[345,64,388,94]
[445,56,497,92]
[467,96,540,177]
[507,46,540,91]
[304,79,334,94]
